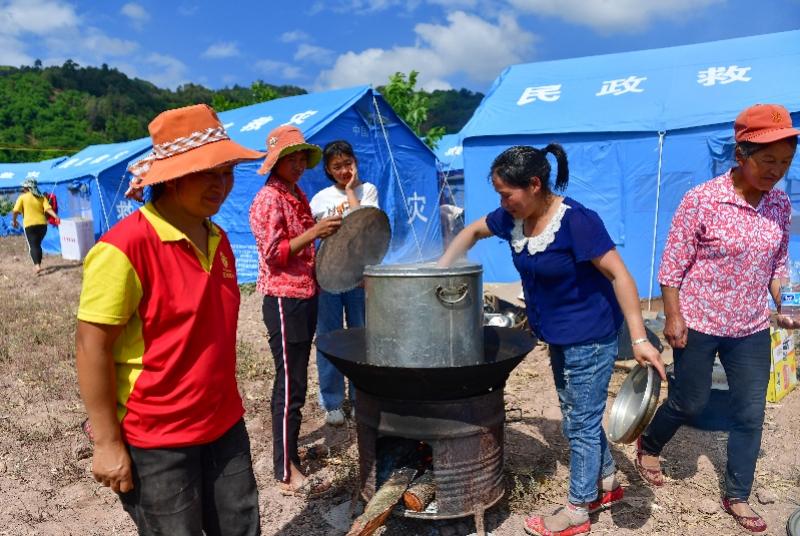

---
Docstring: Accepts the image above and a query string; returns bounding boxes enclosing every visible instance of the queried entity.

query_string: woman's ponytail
[544,143,569,192]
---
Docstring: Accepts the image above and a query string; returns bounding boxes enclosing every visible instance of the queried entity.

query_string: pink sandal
[634,436,664,487]
[721,497,767,533]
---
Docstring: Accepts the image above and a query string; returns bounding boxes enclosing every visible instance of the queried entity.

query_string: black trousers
[24,224,47,265]
[641,328,770,499]
[119,419,260,536]
[262,295,318,482]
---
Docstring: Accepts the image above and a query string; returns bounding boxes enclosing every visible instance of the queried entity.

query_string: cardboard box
[767,327,798,402]
[59,217,95,261]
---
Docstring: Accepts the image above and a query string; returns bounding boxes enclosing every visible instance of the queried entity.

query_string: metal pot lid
[788,508,800,536]
[608,364,661,444]
[315,206,391,293]
[364,260,482,277]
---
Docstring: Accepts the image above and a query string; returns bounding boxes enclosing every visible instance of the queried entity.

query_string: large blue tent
[35,139,152,253]
[460,30,800,298]
[213,85,441,282]
[0,157,65,235]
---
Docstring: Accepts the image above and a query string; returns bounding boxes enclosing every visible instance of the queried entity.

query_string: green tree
[250,80,279,104]
[381,71,445,149]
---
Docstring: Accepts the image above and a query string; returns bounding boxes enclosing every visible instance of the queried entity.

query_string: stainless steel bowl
[608,364,661,444]
[788,508,800,536]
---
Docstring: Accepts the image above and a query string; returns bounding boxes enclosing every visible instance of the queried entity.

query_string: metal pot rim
[364,261,482,277]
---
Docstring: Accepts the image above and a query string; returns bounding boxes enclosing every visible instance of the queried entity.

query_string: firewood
[346,467,417,536]
[402,471,435,512]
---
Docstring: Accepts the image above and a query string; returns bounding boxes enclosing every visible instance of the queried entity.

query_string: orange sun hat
[127,104,265,191]
[257,125,322,176]
[734,103,800,144]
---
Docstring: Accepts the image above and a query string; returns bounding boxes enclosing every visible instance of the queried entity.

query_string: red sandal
[587,485,624,513]
[634,436,664,487]
[721,497,767,533]
[523,513,590,536]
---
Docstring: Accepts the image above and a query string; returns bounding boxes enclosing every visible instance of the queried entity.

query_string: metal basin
[608,364,661,444]
[788,508,800,536]
[316,326,536,400]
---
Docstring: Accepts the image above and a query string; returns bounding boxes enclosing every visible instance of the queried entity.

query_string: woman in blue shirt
[439,144,665,536]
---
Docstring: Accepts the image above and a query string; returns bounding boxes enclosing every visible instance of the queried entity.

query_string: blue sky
[1,0,798,93]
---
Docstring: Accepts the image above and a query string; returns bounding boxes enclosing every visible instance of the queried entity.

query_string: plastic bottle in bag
[780,261,800,320]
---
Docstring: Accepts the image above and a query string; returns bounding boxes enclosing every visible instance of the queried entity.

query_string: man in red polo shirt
[75,104,265,535]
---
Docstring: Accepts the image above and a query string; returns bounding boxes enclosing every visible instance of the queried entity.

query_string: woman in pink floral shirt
[249,125,341,497]
[637,104,799,534]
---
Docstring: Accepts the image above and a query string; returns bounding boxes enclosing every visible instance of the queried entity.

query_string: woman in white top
[309,140,379,425]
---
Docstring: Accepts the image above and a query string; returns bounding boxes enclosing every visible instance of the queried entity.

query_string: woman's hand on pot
[633,341,667,381]
[313,215,342,239]
[663,313,688,349]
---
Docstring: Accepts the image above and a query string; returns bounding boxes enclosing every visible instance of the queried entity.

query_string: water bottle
[780,261,800,320]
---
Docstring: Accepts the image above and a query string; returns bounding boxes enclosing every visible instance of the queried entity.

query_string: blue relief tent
[0,139,151,253]
[459,30,800,298]
[213,85,441,283]
[0,157,66,236]
[38,139,152,254]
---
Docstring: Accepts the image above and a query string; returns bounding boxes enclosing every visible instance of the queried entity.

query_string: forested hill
[0,62,483,163]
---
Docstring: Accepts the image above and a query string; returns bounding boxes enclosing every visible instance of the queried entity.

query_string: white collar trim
[511,202,570,255]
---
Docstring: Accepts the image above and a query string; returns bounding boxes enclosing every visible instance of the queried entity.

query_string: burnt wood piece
[402,471,436,512]
[347,467,417,536]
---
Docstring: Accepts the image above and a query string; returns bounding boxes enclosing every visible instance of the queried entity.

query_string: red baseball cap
[734,103,799,144]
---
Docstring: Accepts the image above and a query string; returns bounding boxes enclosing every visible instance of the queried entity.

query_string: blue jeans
[549,334,617,504]
[316,288,364,411]
[641,328,770,499]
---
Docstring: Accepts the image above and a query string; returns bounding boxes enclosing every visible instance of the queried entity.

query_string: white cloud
[254,59,302,80]
[0,34,32,65]
[83,28,138,57]
[507,0,724,32]
[142,53,189,89]
[121,3,149,26]
[202,41,240,59]
[0,0,79,35]
[294,43,335,64]
[316,11,534,91]
[280,30,310,43]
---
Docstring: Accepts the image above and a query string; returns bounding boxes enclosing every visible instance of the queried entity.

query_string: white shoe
[325,408,345,426]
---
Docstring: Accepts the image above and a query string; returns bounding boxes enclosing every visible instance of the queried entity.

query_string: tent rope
[647,130,667,310]
[436,153,460,208]
[371,93,424,260]
[94,175,113,233]
[107,171,129,225]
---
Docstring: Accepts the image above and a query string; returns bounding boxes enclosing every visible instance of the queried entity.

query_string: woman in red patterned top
[249,125,341,497]
[637,104,799,534]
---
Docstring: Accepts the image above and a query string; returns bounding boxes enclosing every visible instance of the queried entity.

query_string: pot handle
[436,284,469,306]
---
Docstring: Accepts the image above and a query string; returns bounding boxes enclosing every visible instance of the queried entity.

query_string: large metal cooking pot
[316,326,536,400]
[363,262,483,368]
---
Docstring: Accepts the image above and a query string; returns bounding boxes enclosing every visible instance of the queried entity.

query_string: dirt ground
[1,234,799,536]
